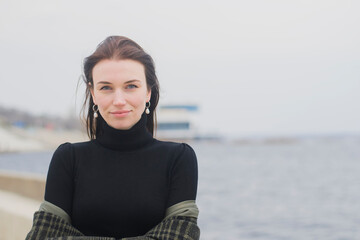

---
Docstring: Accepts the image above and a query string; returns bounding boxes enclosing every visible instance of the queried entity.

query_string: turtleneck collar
[95,113,154,151]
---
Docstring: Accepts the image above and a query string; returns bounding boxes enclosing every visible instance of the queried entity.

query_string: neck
[95,113,153,151]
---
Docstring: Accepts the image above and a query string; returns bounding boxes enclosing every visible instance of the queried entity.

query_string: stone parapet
[0,170,45,201]
[0,171,44,240]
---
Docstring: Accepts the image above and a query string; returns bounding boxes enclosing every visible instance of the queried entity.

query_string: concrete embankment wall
[0,171,44,240]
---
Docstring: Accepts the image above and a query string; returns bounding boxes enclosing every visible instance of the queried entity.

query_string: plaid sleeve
[122,216,200,240]
[48,237,115,240]
[26,211,199,240]
[25,211,115,240]
[26,211,83,240]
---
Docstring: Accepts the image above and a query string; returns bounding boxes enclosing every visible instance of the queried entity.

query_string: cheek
[133,98,147,108]
[96,96,112,109]
[128,94,147,109]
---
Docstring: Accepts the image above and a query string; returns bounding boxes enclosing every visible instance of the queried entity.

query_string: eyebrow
[125,80,141,84]
[96,81,111,85]
[96,80,141,85]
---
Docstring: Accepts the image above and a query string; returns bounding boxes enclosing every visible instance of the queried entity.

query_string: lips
[110,110,131,117]
[111,110,130,114]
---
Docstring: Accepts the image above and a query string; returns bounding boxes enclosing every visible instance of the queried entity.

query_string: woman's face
[91,59,151,130]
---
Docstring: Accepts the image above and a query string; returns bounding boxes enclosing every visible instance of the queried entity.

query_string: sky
[0,0,359,137]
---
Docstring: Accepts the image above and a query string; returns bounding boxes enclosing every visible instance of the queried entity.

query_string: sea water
[194,136,360,240]
[0,136,359,239]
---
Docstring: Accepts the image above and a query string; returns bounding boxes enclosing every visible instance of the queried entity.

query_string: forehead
[92,59,146,83]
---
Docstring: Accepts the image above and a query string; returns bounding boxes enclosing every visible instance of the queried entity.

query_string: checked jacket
[26,210,200,240]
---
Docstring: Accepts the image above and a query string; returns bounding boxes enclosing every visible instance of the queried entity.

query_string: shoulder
[153,140,197,170]
[53,140,92,154]
[51,140,93,164]
[54,140,96,153]
[153,139,196,158]
[48,143,75,177]
[175,142,197,162]
[52,142,72,157]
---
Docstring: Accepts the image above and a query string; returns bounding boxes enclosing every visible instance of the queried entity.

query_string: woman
[26,36,200,240]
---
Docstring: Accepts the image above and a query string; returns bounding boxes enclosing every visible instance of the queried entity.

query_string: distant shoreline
[0,125,87,153]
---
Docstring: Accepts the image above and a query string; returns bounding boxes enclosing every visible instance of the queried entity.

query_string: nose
[113,90,126,106]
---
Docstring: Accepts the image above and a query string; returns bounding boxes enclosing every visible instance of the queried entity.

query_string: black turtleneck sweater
[44,114,198,238]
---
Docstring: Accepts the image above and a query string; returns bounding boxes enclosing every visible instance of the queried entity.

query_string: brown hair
[81,36,160,139]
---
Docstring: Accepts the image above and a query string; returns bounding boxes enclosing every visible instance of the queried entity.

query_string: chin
[105,115,140,130]
[109,122,133,130]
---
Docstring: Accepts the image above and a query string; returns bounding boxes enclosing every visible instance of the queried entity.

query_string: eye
[100,85,111,90]
[126,84,138,89]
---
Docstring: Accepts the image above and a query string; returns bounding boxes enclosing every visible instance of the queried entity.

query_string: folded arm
[26,201,200,240]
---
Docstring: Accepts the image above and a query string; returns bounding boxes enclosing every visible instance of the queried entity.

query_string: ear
[89,83,96,104]
[146,89,152,102]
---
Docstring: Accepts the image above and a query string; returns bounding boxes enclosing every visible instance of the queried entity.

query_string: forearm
[122,216,199,240]
[27,212,199,240]
[26,201,114,240]
[122,200,200,240]
[26,201,200,240]
[25,210,85,240]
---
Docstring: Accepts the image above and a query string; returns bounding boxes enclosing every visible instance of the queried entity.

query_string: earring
[93,104,99,118]
[145,101,151,114]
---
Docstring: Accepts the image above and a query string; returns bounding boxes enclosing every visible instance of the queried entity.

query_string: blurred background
[0,0,359,239]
